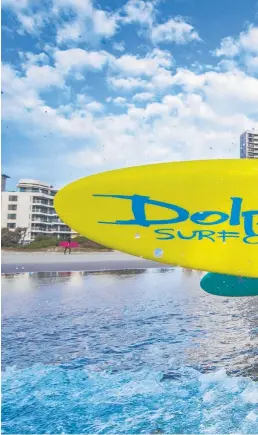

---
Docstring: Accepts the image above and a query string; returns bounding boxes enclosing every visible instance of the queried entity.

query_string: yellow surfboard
[54,159,258,278]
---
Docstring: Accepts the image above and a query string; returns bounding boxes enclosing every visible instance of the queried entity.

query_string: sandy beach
[1,251,171,274]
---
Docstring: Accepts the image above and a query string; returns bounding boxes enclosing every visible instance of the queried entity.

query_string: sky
[2,0,258,190]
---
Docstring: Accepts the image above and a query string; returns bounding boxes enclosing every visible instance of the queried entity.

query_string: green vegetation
[70,235,112,251]
[1,227,27,247]
[22,235,59,250]
[1,230,112,251]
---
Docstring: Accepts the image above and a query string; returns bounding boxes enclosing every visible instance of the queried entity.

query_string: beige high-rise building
[1,178,75,243]
[240,129,258,158]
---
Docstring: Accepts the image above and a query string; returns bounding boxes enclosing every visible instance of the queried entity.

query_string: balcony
[31,227,52,232]
[20,190,56,198]
[32,209,56,216]
[31,218,53,224]
[52,229,72,233]
[32,200,54,206]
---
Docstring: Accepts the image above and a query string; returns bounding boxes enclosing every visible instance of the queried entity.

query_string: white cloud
[24,64,65,89]
[19,51,49,70]
[152,68,174,88]
[54,49,108,72]
[151,17,200,44]
[2,64,42,117]
[121,1,200,47]
[245,56,258,73]
[92,9,118,37]
[54,0,93,14]
[16,12,45,34]
[238,26,258,54]
[76,94,90,105]
[55,0,118,43]
[108,76,152,91]
[109,67,175,92]
[122,0,155,26]
[3,59,258,179]
[2,7,258,186]
[2,0,47,35]
[3,0,119,41]
[216,25,258,57]
[215,36,240,57]
[86,101,104,112]
[56,21,82,44]
[108,49,175,91]
[113,41,125,52]
[2,0,29,10]
[110,48,172,76]
[132,92,154,101]
[112,96,128,106]
[172,68,258,115]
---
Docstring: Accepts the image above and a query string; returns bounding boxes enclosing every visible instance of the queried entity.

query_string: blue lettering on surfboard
[93,194,258,244]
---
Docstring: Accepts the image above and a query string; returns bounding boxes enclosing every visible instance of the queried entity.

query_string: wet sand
[1,251,171,274]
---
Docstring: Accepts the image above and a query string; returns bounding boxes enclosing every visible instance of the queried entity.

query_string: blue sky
[2,0,258,190]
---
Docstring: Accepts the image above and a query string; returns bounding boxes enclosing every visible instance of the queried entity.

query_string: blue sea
[2,268,258,434]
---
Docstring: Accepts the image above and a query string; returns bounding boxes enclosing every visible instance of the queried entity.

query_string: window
[9,195,17,201]
[8,204,17,211]
[7,214,16,220]
[7,223,16,229]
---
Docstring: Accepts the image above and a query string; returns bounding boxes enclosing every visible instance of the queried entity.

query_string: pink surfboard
[59,241,79,248]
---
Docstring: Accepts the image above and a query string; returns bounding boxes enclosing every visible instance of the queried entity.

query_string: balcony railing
[32,200,54,207]
[32,210,56,216]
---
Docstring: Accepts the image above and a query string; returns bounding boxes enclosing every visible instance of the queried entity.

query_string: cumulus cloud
[56,21,82,44]
[245,56,258,73]
[151,17,201,44]
[107,48,175,91]
[122,0,155,26]
[121,0,200,47]
[108,75,152,91]
[109,48,172,76]
[54,48,108,72]
[19,51,50,70]
[215,25,258,57]
[86,101,104,112]
[172,68,258,115]
[132,92,154,101]
[2,0,29,9]
[55,0,119,43]
[3,57,258,179]
[24,64,65,89]
[2,1,258,185]
[112,96,129,106]
[112,41,126,52]
[2,0,119,41]
[2,0,201,50]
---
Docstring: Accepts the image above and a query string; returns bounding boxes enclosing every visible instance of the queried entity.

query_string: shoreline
[1,251,172,274]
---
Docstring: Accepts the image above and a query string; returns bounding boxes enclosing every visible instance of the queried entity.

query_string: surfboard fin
[200,272,258,297]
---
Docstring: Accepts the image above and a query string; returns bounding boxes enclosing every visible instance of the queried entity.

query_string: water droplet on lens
[154,248,163,258]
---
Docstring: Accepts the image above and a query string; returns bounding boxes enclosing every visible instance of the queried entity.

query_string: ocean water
[2,268,258,434]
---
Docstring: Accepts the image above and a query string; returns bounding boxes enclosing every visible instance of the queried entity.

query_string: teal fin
[200,273,258,297]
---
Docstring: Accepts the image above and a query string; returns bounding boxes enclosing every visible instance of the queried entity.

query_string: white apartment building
[240,129,258,159]
[1,178,75,243]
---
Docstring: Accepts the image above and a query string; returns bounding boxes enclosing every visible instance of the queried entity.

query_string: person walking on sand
[64,237,72,255]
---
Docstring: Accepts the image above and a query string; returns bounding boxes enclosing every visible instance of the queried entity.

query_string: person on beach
[64,237,72,255]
